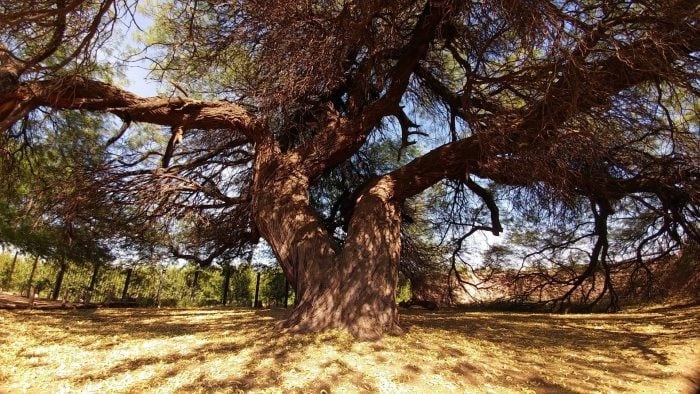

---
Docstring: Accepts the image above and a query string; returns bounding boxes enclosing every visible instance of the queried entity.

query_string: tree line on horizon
[0,249,297,308]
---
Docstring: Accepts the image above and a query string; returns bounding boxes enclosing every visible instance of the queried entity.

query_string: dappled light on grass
[0,305,698,393]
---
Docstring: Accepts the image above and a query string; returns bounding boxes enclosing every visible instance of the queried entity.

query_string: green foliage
[260,268,290,307]
[0,112,114,267]
[0,251,20,290]
[228,264,254,307]
[396,278,412,303]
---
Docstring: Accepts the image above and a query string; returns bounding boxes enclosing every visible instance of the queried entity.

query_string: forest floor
[0,303,698,393]
[0,291,93,309]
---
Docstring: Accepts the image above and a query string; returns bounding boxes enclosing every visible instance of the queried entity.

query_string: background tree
[228,263,254,307]
[0,110,114,298]
[1,0,698,338]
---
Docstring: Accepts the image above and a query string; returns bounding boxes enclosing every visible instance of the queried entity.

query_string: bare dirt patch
[0,305,698,393]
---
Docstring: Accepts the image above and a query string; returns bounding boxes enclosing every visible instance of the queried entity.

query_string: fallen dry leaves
[0,304,698,393]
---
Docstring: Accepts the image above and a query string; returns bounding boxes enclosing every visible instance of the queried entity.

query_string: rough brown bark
[252,142,403,339]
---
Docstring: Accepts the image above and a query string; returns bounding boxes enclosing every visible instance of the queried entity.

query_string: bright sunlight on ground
[1,305,698,393]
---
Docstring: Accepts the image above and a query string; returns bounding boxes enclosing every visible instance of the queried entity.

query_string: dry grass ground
[0,304,698,393]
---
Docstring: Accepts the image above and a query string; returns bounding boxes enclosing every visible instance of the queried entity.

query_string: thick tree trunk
[252,144,402,339]
[280,179,403,339]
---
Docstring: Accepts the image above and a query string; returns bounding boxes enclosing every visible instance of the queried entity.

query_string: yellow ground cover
[0,305,697,393]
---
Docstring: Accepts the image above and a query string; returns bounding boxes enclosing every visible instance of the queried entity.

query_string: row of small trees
[0,250,293,308]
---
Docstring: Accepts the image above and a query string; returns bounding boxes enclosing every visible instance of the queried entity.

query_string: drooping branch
[393,105,428,160]
[105,115,131,147]
[550,198,614,311]
[162,126,184,168]
[464,177,502,236]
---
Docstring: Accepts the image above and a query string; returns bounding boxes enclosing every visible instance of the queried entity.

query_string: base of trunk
[281,283,404,340]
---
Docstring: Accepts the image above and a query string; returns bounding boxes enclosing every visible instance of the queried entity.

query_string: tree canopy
[1,0,698,338]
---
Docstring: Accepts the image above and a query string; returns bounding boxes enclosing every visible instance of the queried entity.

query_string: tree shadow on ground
[59,308,371,392]
[402,306,699,392]
[1,305,697,393]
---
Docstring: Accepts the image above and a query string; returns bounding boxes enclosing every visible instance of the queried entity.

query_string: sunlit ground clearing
[0,305,698,393]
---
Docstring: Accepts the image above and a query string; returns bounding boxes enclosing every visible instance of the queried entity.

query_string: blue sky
[120,8,160,97]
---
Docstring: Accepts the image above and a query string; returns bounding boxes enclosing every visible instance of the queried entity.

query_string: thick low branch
[3,76,263,141]
[389,135,482,201]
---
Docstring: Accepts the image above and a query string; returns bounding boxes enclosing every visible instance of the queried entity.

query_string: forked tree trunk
[253,147,402,339]
[283,181,403,339]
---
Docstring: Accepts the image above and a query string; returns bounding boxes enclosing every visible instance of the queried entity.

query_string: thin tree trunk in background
[3,251,19,288]
[86,262,100,303]
[254,272,261,308]
[221,265,231,305]
[51,258,67,301]
[284,279,289,308]
[191,269,200,300]
[26,255,39,297]
[155,266,165,308]
[28,286,35,309]
[121,268,133,300]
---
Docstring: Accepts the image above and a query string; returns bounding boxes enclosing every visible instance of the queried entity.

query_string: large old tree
[1,0,698,337]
